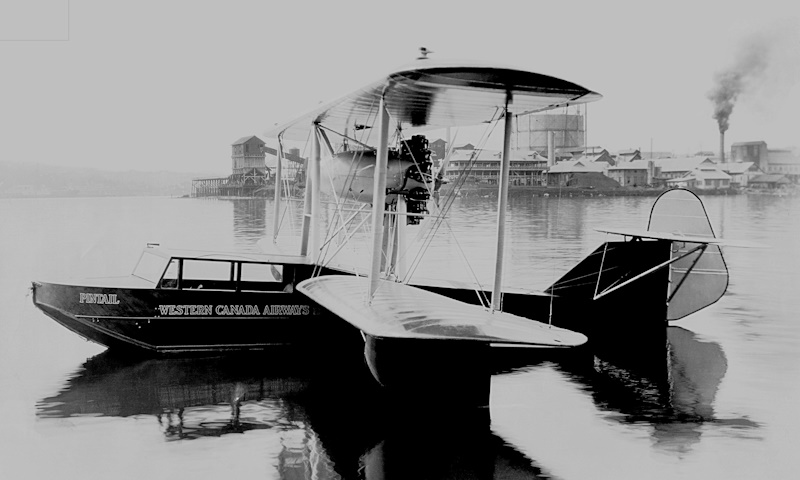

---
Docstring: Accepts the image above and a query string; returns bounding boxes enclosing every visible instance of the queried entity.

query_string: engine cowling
[321,135,434,224]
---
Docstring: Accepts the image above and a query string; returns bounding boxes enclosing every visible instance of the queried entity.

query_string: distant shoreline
[440,185,744,198]
[4,186,795,200]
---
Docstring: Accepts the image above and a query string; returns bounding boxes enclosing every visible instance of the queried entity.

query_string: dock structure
[191,169,272,197]
[192,177,226,197]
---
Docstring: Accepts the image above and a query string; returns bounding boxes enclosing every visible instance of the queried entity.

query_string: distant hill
[0,161,221,198]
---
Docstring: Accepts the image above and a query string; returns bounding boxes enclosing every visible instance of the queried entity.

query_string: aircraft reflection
[37,351,316,440]
[558,326,760,452]
[38,348,553,479]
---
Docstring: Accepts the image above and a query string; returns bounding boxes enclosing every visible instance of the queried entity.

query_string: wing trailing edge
[297,275,586,348]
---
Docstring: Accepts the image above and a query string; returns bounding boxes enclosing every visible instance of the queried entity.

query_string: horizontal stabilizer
[297,275,586,348]
[595,227,759,248]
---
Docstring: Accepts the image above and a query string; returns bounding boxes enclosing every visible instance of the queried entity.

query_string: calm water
[1,193,799,479]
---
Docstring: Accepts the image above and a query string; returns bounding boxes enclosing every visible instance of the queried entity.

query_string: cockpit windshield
[132,251,170,283]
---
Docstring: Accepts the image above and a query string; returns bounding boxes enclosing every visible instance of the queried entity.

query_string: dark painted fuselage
[32,274,357,354]
[32,240,674,356]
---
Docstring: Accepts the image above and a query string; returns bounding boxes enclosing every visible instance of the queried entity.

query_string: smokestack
[547,131,555,167]
[720,131,725,163]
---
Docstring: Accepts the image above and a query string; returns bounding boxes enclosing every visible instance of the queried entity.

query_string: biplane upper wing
[298,276,586,348]
[264,58,601,141]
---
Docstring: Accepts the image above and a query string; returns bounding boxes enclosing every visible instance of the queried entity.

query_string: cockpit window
[159,259,180,289]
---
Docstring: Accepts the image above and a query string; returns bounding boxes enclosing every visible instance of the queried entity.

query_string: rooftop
[719,162,757,175]
[655,157,715,172]
[548,159,607,173]
[750,174,791,184]
[608,160,652,170]
[232,135,265,146]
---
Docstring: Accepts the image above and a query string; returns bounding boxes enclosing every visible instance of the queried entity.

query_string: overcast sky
[1,0,797,173]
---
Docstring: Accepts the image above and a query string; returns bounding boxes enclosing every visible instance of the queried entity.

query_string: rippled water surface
[1,193,799,479]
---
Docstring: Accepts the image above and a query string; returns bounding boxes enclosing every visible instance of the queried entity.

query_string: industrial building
[730,141,800,182]
[192,136,271,197]
[231,136,269,175]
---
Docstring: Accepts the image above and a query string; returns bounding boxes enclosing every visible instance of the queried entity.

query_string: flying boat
[32,52,749,407]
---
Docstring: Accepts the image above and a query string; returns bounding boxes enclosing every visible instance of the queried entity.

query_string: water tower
[513,110,585,154]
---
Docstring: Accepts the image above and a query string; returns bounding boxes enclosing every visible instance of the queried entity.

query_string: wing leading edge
[265,58,601,141]
[297,275,587,348]
[594,227,758,248]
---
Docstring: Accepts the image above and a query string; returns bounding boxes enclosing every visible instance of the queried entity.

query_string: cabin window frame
[156,257,291,292]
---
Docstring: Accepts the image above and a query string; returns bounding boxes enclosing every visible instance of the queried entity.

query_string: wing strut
[299,126,322,257]
[491,92,513,312]
[368,96,391,301]
[272,134,284,242]
[299,134,313,256]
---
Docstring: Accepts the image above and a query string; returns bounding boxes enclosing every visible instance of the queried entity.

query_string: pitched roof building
[614,149,642,163]
[231,135,267,175]
[719,161,761,187]
[748,174,792,189]
[664,164,731,190]
[546,157,620,187]
[654,157,716,181]
[607,160,655,187]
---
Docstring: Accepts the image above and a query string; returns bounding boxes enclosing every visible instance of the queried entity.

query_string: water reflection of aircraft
[557,327,760,452]
[37,350,322,440]
[38,351,555,479]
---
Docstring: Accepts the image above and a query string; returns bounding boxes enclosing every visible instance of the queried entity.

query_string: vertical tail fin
[648,189,728,321]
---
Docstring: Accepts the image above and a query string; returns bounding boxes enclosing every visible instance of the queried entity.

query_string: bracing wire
[311,95,380,279]
[405,108,502,280]
[401,109,504,309]
[273,135,300,240]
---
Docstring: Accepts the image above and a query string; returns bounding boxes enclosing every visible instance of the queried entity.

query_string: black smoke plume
[707,34,771,133]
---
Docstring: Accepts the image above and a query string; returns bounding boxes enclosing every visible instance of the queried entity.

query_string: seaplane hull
[31,281,349,353]
[31,246,357,354]
[363,335,492,407]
